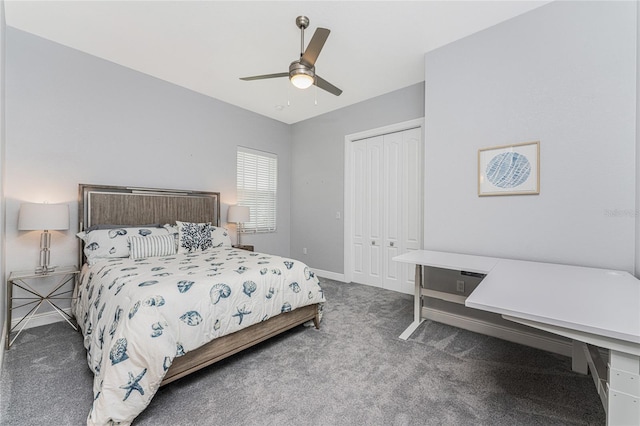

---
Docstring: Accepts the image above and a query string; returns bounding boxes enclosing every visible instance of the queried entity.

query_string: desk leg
[607,350,640,426]
[399,264,424,340]
[572,340,588,374]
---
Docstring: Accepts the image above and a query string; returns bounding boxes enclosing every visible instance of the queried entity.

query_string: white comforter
[73,247,325,425]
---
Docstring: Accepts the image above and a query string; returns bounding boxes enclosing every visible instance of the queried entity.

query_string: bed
[73,184,325,425]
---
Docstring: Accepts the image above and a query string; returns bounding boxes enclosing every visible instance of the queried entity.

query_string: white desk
[393,250,500,340]
[394,250,640,426]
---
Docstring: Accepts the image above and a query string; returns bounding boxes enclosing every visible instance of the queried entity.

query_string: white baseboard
[312,268,345,282]
[422,306,572,357]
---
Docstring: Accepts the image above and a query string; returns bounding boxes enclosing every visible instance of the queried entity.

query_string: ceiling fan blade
[315,75,342,96]
[300,28,330,67]
[240,72,288,81]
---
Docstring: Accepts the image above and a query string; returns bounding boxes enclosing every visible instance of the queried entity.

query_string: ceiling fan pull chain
[315,84,318,105]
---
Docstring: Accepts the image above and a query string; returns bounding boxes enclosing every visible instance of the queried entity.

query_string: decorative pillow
[163,223,179,251]
[128,234,177,259]
[176,221,213,254]
[163,224,178,235]
[211,226,232,248]
[166,223,231,250]
[77,227,170,264]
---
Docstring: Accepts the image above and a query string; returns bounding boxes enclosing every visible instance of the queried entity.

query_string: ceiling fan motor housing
[289,60,315,89]
[289,60,315,79]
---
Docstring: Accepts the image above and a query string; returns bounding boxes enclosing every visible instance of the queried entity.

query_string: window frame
[236,146,278,233]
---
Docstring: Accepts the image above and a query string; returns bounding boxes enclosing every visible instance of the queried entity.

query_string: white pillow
[176,221,213,254]
[128,234,177,259]
[211,226,232,248]
[77,227,170,264]
[163,223,178,235]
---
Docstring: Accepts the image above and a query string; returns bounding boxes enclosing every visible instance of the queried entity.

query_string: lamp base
[37,231,54,275]
[35,265,58,275]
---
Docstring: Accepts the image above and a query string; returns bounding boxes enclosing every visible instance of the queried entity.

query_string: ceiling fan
[240,16,342,96]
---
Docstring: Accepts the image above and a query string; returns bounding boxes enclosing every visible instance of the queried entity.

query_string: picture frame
[478,141,540,196]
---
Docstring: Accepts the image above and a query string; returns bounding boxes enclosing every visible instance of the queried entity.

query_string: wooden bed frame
[77,184,320,386]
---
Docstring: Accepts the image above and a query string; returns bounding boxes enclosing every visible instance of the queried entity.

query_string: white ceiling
[4,1,551,124]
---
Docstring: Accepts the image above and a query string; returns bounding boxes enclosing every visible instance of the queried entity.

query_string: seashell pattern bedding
[73,247,325,425]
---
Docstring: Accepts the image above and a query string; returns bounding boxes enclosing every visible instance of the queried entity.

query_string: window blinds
[236,147,278,233]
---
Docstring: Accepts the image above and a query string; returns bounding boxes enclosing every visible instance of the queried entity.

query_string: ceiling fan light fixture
[290,73,314,89]
[289,61,315,89]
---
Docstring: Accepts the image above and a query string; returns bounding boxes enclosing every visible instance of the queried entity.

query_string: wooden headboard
[78,184,221,264]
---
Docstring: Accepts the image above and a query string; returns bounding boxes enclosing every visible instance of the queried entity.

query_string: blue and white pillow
[176,221,213,254]
[210,226,232,248]
[128,234,177,259]
[77,226,171,264]
[166,223,232,250]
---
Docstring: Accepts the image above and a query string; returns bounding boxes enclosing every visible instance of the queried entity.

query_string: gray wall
[4,28,292,318]
[0,0,6,350]
[290,83,424,273]
[424,0,637,272]
[636,0,640,278]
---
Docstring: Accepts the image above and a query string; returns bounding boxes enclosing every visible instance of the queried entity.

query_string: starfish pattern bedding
[73,247,325,425]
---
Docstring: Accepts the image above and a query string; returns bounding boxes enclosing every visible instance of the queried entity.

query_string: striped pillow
[128,234,176,259]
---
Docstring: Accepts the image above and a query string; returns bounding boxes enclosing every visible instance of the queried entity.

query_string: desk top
[469,259,640,346]
[394,250,640,347]
[393,250,500,274]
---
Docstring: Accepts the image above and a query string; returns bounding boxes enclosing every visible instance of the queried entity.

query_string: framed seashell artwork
[478,141,540,196]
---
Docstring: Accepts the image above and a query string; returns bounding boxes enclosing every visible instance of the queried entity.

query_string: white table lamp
[227,205,250,246]
[18,202,70,274]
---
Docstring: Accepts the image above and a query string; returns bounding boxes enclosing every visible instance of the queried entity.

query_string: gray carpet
[1,279,605,425]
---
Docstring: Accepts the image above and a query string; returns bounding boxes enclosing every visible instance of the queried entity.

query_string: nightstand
[233,245,254,252]
[6,266,80,349]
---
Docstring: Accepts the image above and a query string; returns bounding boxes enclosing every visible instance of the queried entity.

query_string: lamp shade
[227,205,250,223]
[18,203,70,231]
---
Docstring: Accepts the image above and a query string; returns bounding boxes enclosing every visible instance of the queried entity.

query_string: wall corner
[634,2,640,278]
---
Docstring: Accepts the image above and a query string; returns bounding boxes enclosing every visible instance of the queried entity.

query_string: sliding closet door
[383,131,402,291]
[350,136,383,288]
[366,136,384,287]
[350,138,368,286]
[348,125,422,294]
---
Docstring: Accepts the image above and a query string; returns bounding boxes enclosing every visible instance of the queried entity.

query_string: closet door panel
[366,136,384,287]
[403,127,422,250]
[384,132,401,242]
[383,132,402,290]
[400,127,423,293]
[350,139,367,283]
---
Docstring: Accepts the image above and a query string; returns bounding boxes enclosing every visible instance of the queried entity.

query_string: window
[236,147,278,233]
